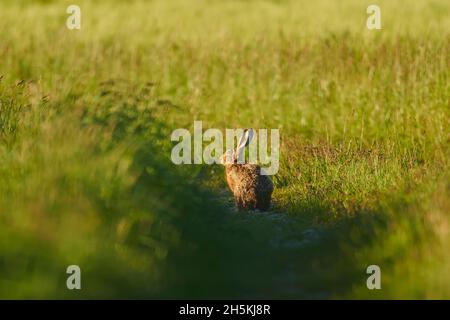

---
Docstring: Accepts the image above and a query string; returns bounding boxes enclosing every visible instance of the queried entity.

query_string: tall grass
[0,0,449,298]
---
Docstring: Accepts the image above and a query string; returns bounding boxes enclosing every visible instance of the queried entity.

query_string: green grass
[0,0,449,299]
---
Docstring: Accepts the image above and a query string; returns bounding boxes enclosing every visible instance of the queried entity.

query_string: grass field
[0,0,449,299]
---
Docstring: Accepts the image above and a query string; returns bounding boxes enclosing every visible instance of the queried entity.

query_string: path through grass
[0,0,449,298]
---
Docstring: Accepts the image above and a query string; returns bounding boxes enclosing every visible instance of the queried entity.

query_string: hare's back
[235,164,272,194]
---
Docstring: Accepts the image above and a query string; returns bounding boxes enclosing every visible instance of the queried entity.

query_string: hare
[221,129,273,211]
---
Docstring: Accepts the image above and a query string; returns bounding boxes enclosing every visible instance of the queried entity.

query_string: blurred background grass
[0,0,449,298]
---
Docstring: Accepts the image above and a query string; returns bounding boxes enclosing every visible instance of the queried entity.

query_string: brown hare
[221,129,273,211]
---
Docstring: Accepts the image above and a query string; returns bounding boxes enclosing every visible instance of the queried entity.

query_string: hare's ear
[237,128,254,149]
[236,128,254,163]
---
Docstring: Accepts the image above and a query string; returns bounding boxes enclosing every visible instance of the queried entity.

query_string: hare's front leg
[235,195,245,211]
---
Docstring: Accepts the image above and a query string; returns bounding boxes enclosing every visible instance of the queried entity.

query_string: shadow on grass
[1,79,446,299]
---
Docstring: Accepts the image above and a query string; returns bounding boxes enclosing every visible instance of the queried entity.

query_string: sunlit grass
[0,0,449,298]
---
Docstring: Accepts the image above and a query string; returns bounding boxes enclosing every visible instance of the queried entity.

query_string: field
[0,0,449,299]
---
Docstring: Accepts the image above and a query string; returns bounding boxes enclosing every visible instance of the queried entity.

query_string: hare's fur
[224,162,273,211]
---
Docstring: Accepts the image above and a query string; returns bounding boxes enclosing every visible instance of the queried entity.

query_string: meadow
[0,0,449,299]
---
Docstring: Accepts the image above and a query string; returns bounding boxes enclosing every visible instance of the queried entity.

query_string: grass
[0,0,449,299]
